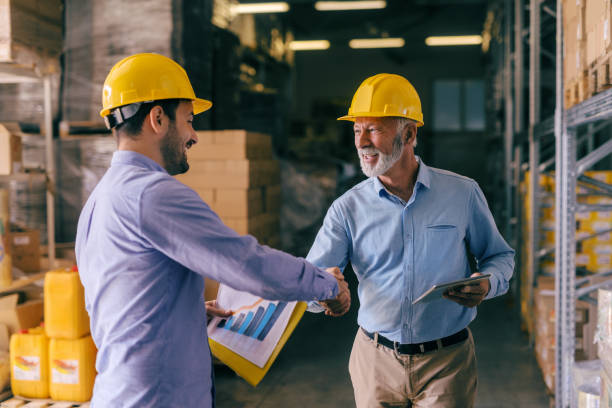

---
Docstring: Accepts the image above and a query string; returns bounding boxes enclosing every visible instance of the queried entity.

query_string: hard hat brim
[337,113,424,127]
[193,98,213,115]
[100,97,213,118]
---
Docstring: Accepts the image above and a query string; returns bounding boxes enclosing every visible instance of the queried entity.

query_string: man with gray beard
[306,74,515,408]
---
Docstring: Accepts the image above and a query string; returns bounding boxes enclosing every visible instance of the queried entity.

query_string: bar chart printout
[207,284,297,368]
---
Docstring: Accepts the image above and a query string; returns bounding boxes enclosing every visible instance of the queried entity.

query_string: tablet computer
[412,274,491,305]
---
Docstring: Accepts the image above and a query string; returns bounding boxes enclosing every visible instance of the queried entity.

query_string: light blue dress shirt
[307,158,515,344]
[75,151,338,408]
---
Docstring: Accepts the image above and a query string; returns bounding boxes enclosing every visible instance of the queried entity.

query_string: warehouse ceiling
[242,0,488,48]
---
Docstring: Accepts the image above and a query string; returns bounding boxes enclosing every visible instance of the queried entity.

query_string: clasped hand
[319,267,351,317]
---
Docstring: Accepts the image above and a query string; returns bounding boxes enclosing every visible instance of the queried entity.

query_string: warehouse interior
[0,0,611,407]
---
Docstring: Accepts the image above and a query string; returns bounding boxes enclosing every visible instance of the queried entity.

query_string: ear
[148,105,168,136]
[404,123,416,144]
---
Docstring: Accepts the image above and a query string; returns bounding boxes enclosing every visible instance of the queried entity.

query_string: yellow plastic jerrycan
[44,266,90,339]
[49,334,97,402]
[9,327,49,398]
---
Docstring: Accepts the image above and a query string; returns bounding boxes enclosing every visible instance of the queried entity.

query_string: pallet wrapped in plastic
[596,288,612,378]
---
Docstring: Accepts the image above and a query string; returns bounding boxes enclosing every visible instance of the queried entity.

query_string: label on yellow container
[14,356,41,381]
[51,359,79,384]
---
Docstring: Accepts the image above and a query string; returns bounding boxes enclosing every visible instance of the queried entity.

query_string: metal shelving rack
[0,62,56,267]
[505,0,612,406]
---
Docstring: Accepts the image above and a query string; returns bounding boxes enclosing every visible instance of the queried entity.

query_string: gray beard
[359,133,404,178]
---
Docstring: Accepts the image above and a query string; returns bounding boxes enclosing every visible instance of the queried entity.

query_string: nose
[355,129,371,149]
[190,128,198,145]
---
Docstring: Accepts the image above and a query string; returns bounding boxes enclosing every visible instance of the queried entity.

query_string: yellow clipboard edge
[209,301,308,387]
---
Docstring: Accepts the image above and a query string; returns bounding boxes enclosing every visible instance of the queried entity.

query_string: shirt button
[403,324,408,330]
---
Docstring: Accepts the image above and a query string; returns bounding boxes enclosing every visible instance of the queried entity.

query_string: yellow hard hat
[100,53,212,123]
[338,73,424,127]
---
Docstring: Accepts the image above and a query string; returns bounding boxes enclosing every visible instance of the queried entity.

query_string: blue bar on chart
[237,311,254,335]
[256,302,287,341]
[251,303,277,340]
[215,301,289,341]
[230,313,245,332]
[244,306,266,337]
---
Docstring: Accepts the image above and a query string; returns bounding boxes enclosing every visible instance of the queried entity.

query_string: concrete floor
[214,275,550,408]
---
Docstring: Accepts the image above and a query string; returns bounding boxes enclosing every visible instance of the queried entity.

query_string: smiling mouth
[362,153,378,160]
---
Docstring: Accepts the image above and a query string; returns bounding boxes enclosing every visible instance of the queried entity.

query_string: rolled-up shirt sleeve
[139,177,338,302]
[306,203,351,312]
[466,181,515,299]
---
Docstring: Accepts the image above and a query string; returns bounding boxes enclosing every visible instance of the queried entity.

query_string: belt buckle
[419,343,425,353]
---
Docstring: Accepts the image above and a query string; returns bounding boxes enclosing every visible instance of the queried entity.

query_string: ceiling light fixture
[231,2,290,14]
[425,35,483,46]
[289,40,331,51]
[314,1,386,11]
[349,38,405,49]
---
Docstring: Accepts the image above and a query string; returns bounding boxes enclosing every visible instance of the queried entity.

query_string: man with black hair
[75,53,350,408]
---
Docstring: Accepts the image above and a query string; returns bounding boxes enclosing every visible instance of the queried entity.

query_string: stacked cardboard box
[9,224,40,273]
[0,1,62,124]
[62,0,213,129]
[175,130,281,246]
[523,171,612,278]
[597,288,612,407]
[534,276,591,393]
[0,0,63,63]
[0,123,22,175]
[176,130,280,302]
[563,0,587,107]
[564,0,612,105]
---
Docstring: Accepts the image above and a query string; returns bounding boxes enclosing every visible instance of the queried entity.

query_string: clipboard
[208,301,307,386]
[412,274,491,305]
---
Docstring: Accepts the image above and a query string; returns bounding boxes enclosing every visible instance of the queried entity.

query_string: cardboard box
[215,188,265,218]
[0,123,22,175]
[176,159,280,189]
[602,367,612,408]
[0,0,63,62]
[190,188,215,205]
[264,185,281,214]
[186,130,273,160]
[221,213,279,238]
[10,226,40,272]
[0,292,43,335]
[204,278,219,302]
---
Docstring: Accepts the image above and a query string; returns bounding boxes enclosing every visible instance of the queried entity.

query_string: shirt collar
[374,156,432,199]
[111,150,167,174]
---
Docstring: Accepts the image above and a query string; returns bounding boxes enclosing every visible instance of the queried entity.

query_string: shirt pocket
[424,224,463,274]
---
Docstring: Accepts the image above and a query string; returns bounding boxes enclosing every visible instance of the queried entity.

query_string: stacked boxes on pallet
[522,170,612,394]
[597,288,612,406]
[563,0,588,108]
[533,276,591,393]
[175,130,281,300]
[564,0,612,107]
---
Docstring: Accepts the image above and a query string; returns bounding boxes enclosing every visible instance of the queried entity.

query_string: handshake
[319,267,351,317]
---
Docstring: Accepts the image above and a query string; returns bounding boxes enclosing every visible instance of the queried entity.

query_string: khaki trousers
[348,328,477,408]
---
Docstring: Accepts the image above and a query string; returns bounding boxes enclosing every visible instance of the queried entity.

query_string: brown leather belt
[362,327,469,355]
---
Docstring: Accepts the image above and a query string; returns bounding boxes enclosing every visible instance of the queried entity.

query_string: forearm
[479,251,515,299]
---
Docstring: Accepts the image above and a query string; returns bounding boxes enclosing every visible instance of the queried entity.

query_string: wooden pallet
[588,52,612,97]
[0,397,89,408]
[564,71,590,109]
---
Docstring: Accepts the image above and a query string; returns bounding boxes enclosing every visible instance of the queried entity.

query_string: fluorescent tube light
[425,35,483,46]
[314,1,386,11]
[289,40,331,51]
[349,38,405,49]
[232,2,289,14]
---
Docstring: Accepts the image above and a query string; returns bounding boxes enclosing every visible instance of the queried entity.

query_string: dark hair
[115,98,184,137]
